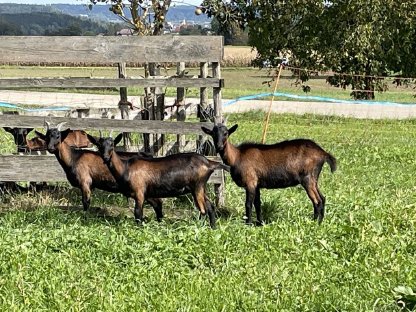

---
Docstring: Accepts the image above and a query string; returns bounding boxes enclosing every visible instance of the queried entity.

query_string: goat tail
[325,153,337,173]
[209,160,230,172]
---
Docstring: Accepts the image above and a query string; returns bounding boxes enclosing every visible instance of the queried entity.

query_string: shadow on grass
[261,201,285,223]
[56,203,214,229]
[1,185,237,229]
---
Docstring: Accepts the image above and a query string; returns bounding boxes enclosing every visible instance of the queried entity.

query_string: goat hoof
[255,221,264,227]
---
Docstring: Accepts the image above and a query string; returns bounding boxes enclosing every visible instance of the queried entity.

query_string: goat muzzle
[47,145,57,153]
[102,152,112,164]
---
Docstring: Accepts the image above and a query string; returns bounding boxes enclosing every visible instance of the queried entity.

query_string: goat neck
[105,149,127,181]
[54,141,73,166]
[220,140,239,167]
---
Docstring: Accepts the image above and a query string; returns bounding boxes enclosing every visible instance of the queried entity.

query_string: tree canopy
[201,0,416,99]
[89,0,172,35]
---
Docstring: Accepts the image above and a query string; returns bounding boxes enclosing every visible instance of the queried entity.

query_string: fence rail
[0,155,224,184]
[0,77,224,89]
[0,36,224,64]
[0,115,213,135]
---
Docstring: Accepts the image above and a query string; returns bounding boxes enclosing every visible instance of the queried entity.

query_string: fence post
[118,62,132,151]
[176,62,186,152]
[212,61,225,207]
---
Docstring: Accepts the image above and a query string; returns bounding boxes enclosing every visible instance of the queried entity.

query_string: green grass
[2,65,416,103]
[1,112,416,310]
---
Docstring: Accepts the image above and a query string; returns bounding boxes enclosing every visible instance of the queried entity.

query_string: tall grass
[1,112,415,310]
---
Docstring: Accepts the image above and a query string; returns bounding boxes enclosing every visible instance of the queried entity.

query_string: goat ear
[201,126,213,136]
[228,124,238,135]
[26,128,34,134]
[35,130,46,141]
[3,127,13,134]
[86,134,99,146]
[114,133,123,146]
[61,129,71,141]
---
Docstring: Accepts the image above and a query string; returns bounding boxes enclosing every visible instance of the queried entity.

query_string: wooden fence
[0,35,225,205]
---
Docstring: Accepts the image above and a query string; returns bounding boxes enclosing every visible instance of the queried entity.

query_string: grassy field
[2,64,416,104]
[1,112,416,310]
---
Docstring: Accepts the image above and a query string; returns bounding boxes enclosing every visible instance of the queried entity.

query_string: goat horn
[44,120,51,131]
[223,115,229,125]
[99,130,103,138]
[56,122,67,131]
[109,130,113,138]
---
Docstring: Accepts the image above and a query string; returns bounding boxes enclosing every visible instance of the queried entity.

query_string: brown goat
[4,127,91,152]
[35,122,162,217]
[27,130,92,151]
[202,123,336,225]
[87,133,230,228]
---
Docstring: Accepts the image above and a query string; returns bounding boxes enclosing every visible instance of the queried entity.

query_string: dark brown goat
[35,122,162,217]
[202,123,337,224]
[4,127,91,152]
[87,133,230,228]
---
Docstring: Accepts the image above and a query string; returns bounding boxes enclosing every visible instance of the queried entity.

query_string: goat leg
[147,198,163,222]
[81,186,91,211]
[254,187,263,226]
[245,188,255,225]
[317,188,326,224]
[302,180,324,223]
[205,198,216,229]
[134,195,145,225]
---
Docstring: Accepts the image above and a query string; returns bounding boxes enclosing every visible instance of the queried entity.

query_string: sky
[0,0,202,5]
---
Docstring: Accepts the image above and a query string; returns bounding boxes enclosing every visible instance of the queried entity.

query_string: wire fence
[1,64,416,156]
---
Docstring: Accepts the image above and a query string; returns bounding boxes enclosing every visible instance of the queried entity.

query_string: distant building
[116,28,134,36]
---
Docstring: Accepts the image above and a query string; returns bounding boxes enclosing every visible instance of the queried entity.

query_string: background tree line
[0,11,118,36]
[201,0,416,99]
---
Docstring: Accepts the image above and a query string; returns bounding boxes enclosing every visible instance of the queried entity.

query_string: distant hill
[0,3,211,24]
[0,3,211,36]
[0,3,119,36]
[52,4,211,24]
[0,13,118,36]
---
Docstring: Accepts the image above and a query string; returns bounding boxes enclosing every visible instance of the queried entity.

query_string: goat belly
[66,175,80,188]
[146,184,191,198]
[62,169,80,187]
[259,174,300,189]
[92,181,120,193]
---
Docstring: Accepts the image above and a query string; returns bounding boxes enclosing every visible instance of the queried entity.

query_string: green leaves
[202,0,416,100]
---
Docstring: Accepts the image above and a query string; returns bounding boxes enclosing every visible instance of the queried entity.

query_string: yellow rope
[261,64,283,143]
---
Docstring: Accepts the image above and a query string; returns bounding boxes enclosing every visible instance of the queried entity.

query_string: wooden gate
[0,35,225,205]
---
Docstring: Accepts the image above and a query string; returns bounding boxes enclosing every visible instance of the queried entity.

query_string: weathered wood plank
[0,115,213,135]
[0,77,222,88]
[0,36,224,64]
[212,62,223,123]
[0,155,65,182]
[0,155,224,184]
